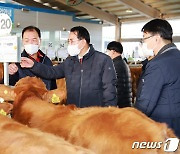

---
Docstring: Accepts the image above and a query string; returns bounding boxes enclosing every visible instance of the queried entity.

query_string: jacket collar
[113,55,122,62]
[22,49,46,63]
[157,43,177,56]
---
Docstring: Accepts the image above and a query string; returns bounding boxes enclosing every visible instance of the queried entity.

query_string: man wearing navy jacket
[135,19,180,137]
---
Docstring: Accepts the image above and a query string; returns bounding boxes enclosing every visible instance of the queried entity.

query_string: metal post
[3,62,9,86]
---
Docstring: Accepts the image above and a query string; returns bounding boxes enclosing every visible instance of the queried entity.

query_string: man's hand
[20,57,34,68]
[8,63,18,75]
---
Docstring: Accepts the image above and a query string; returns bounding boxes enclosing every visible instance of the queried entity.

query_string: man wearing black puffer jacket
[106,41,132,108]
[20,26,117,108]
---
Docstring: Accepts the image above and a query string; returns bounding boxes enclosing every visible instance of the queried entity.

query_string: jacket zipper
[79,69,83,107]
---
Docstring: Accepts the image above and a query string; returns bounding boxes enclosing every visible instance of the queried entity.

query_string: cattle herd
[0,76,179,154]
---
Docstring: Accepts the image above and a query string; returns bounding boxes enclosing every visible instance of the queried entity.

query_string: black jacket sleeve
[30,61,65,80]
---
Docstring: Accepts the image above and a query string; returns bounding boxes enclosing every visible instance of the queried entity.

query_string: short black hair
[107,41,123,54]
[70,26,90,44]
[22,26,41,39]
[141,19,173,42]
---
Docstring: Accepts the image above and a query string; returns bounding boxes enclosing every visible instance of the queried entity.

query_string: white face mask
[24,44,39,55]
[138,43,154,60]
[67,44,81,56]
[141,43,154,58]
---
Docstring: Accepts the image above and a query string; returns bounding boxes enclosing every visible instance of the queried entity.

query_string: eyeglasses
[140,35,154,44]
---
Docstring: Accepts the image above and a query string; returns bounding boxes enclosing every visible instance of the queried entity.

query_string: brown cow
[0,78,66,104]
[0,114,94,154]
[13,77,180,154]
[129,66,142,104]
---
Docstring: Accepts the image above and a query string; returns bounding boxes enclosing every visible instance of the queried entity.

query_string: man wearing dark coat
[135,19,180,137]
[106,41,132,108]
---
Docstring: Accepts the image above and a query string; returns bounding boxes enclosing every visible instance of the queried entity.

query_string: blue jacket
[30,45,117,107]
[135,43,180,137]
[9,50,57,90]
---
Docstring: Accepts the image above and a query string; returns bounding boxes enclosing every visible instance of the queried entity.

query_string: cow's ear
[5,103,13,114]
[14,86,26,95]
[35,87,48,98]
[42,91,48,101]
